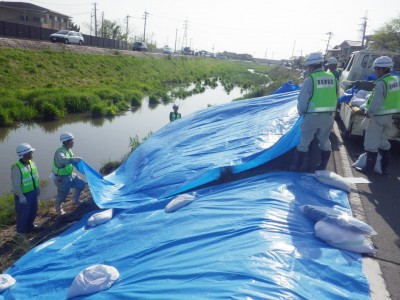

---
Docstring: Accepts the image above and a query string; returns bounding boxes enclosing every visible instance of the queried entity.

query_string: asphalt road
[333,120,400,300]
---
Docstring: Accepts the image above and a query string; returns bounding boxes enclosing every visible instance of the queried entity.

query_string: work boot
[290,151,308,172]
[356,151,378,174]
[55,203,66,216]
[379,149,390,175]
[316,150,331,170]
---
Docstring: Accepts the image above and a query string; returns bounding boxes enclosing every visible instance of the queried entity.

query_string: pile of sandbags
[301,204,376,254]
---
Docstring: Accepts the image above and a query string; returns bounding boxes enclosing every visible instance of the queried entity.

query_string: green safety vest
[52,146,74,176]
[306,71,337,113]
[329,68,340,81]
[170,112,181,121]
[14,160,39,193]
[367,75,400,116]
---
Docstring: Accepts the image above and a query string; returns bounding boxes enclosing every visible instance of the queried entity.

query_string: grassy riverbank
[0,47,281,126]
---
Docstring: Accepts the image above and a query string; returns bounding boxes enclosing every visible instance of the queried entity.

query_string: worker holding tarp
[291,52,338,172]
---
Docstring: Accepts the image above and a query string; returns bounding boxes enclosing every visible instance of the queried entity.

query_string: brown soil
[0,188,99,272]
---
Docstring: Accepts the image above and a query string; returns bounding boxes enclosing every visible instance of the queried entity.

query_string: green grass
[0,48,276,126]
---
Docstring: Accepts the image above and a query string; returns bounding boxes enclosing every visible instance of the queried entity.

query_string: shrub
[0,193,15,226]
[0,110,13,126]
[41,102,65,120]
[91,103,107,118]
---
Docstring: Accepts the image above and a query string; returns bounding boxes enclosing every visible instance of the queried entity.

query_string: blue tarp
[2,84,370,299]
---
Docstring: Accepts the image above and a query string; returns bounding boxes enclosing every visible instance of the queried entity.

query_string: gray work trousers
[53,173,85,205]
[364,115,392,152]
[297,113,334,152]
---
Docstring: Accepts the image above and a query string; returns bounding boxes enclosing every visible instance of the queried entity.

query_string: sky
[26,0,400,59]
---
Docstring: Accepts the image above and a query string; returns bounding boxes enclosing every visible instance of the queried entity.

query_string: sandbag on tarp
[82,87,300,209]
[2,172,369,299]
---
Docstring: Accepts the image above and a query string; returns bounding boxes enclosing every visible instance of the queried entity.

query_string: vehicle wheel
[78,41,83,45]
[64,39,69,44]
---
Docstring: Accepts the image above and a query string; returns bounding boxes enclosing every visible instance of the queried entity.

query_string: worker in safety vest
[356,56,400,175]
[52,132,85,215]
[291,52,338,172]
[324,57,341,81]
[169,104,182,122]
[11,143,40,234]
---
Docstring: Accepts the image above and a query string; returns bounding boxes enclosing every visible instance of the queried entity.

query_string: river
[0,85,244,198]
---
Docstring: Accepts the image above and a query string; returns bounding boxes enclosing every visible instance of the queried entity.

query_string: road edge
[333,121,391,300]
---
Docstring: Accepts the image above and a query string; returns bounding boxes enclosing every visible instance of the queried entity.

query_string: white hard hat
[305,52,324,66]
[372,56,393,68]
[16,143,35,158]
[326,57,338,65]
[60,132,74,142]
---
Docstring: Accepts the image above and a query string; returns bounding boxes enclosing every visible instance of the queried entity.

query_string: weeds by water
[0,48,274,126]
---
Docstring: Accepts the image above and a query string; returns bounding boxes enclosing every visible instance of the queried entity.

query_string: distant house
[325,40,363,67]
[338,40,362,64]
[0,1,70,30]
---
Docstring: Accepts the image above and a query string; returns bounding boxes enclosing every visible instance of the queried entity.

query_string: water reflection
[0,84,244,197]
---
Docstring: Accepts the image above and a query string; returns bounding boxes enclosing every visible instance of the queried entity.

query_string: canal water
[0,85,244,198]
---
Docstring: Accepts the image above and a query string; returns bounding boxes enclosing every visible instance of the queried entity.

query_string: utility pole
[291,40,296,59]
[143,10,149,42]
[93,2,98,37]
[264,48,268,59]
[90,13,93,35]
[359,12,368,48]
[174,28,178,52]
[325,32,333,58]
[101,11,104,38]
[125,15,131,42]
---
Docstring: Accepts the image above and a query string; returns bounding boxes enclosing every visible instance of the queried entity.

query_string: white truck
[338,49,400,140]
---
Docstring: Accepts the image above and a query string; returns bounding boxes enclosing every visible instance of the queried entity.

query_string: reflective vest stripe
[307,106,337,113]
[15,160,39,193]
[52,146,74,176]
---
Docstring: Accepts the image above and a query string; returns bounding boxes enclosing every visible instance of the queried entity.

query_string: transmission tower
[182,19,189,49]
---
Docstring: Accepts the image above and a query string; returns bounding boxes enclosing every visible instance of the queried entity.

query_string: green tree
[99,19,127,40]
[68,20,80,32]
[370,14,400,51]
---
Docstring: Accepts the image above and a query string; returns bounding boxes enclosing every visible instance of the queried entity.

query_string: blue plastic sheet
[86,88,301,209]
[2,84,370,299]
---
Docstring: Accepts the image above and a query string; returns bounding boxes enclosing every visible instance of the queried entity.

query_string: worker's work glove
[19,196,27,205]
[72,157,82,163]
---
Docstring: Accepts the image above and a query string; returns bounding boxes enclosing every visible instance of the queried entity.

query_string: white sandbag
[351,152,382,174]
[354,89,370,99]
[67,264,119,299]
[350,98,366,107]
[165,193,196,213]
[0,274,16,292]
[87,209,113,228]
[315,220,376,254]
[301,205,376,236]
[314,170,352,192]
[359,103,367,110]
